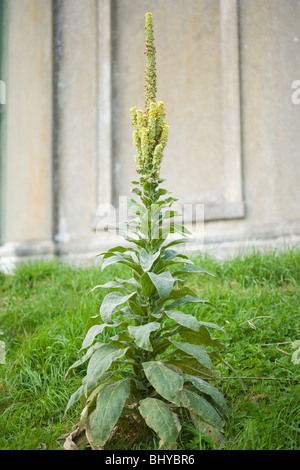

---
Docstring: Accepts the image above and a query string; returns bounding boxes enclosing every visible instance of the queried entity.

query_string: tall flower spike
[144,12,157,115]
[130,13,169,190]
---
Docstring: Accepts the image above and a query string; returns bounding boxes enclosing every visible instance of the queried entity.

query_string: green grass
[0,248,299,450]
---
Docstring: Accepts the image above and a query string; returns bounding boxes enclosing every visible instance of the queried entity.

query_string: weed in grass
[0,248,299,450]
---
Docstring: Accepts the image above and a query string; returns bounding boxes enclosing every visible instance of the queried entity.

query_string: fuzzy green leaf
[163,238,188,249]
[101,254,142,275]
[148,271,175,298]
[161,224,191,238]
[88,379,131,447]
[83,344,129,394]
[124,197,145,216]
[127,322,160,351]
[142,361,183,405]
[89,281,128,294]
[169,340,213,369]
[99,245,136,258]
[180,388,224,429]
[161,249,179,260]
[139,398,180,449]
[184,374,228,417]
[114,277,140,289]
[173,265,214,277]
[65,385,85,413]
[152,337,171,356]
[165,310,200,331]
[198,321,225,334]
[139,248,160,271]
[190,412,224,445]
[140,272,155,296]
[109,329,132,346]
[162,209,181,220]
[178,325,226,350]
[65,370,132,414]
[85,314,102,333]
[80,322,123,351]
[100,292,137,324]
[154,188,170,198]
[166,357,214,379]
[128,297,147,317]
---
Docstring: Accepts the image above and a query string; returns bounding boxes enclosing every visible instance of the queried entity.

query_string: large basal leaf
[166,357,214,379]
[100,291,137,324]
[127,322,160,351]
[169,340,213,369]
[80,322,123,352]
[83,344,129,394]
[139,398,180,449]
[65,369,131,414]
[198,321,225,333]
[180,388,224,430]
[139,248,160,272]
[165,310,200,332]
[178,325,226,350]
[147,271,175,298]
[142,361,183,405]
[88,379,131,447]
[183,374,228,417]
[190,411,224,446]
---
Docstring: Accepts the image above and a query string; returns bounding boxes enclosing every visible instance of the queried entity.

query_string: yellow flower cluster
[130,12,169,185]
[130,101,169,182]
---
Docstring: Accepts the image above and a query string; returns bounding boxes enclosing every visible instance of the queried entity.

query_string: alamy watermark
[0,80,6,105]
[291,80,300,105]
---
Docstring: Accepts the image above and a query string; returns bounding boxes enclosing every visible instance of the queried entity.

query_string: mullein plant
[64,12,233,450]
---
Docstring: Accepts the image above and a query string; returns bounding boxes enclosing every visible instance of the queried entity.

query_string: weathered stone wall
[2,0,53,251]
[1,0,299,266]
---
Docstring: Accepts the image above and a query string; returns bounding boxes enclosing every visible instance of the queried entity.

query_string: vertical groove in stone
[52,0,63,253]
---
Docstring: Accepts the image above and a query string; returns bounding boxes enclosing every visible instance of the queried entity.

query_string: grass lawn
[0,248,299,450]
